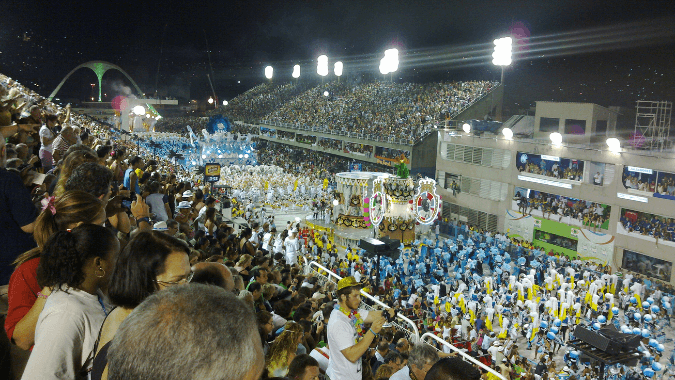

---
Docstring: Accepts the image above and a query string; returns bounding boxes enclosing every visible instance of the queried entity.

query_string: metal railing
[305,261,420,343]
[420,333,507,380]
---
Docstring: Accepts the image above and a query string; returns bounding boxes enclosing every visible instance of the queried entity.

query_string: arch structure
[48,61,144,102]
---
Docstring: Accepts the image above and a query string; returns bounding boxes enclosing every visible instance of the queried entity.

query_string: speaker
[599,326,642,351]
[574,325,621,355]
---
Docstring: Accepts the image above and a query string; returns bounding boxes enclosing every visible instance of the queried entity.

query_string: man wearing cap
[327,276,395,380]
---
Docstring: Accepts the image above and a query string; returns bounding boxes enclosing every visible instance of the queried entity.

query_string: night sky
[1,0,673,114]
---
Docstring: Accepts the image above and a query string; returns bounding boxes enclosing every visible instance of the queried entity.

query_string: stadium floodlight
[502,127,513,140]
[208,97,214,104]
[317,55,329,77]
[492,37,513,66]
[265,66,274,79]
[132,105,145,115]
[606,137,621,153]
[550,132,563,145]
[334,61,343,77]
[222,100,228,106]
[292,64,301,79]
[323,91,329,97]
[379,48,399,75]
[462,123,471,133]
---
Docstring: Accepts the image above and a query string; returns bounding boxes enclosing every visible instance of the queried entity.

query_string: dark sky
[1,0,674,113]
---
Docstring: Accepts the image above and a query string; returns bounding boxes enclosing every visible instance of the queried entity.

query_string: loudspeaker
[574,325,621,355]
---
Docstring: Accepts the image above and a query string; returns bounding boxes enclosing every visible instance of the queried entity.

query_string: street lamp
[606,137,621,153]
[550,132,563,146]
[502,127,513,140]
[222,100,228,106]
[492,37,512,83]
[292,65,300,79]
[265,66,274,80]
[132,105,145,115]
[208,97,214,104]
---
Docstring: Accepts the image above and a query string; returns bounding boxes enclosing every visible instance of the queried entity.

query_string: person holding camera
[326,276,395,380]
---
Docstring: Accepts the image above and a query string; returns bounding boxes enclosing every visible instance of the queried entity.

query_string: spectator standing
[51,126,78,164]
[0,137,37,285]
[38,114,58,171]
[22,224,119,380]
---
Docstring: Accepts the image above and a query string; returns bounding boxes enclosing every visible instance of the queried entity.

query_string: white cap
[153,221,168,231]
[182,190,194,198]
[177,201,192,209]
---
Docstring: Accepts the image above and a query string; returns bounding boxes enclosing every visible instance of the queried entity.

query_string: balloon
[656,343,665,352]
[633,327,642,335]
[643,368,655,378]
[546,331,556,340]
[641,329,650,338]
[592,322,601,330]
[652,362,663,371]
[644,314,653,323]
[597,316,607,324]
[634,313,641,321]
[630,297,637,304]
[612,307,620,315]
[648,339,658,347]
[643,302,650,309]
[540,321,549,329]
[553,318,562,327]
[651,305,660,313]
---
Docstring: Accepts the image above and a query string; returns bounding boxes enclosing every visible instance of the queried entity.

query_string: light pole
[317,55,328,84]
[292,64,300,84]
[492,37,512,84]
[265,66,274,82]
[334,61,343,83]
[379,48,398,82]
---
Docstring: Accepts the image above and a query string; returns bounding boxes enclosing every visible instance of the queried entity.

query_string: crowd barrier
[305,261,420,343]
[420,333,507,380]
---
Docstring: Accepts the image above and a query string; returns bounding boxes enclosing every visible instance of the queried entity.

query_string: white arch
[48,61,144,102]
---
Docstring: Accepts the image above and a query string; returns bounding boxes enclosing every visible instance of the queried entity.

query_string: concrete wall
[436,131,675,283]
[453,84,505,122]
[534,102,619,145]
[411,132,438,178]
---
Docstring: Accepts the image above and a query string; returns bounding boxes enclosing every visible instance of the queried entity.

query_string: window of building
[596,120,607,136]
[565,119,586,135]
[539,117,559,132]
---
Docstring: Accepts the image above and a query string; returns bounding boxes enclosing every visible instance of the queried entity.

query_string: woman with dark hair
[204,207,217,235]
[193,188,205,213]
[22,224,119,380]
[91,231,191,380]
[239,227,256,256]
[257,310,274,355]
[5,191,106,350]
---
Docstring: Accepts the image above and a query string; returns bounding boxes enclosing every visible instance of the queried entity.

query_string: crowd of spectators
[208,82,313,121]
[514,190,611,230]
[620,209,675,245]
[2,73,673,380]
[317,137,342,151]
[344,142,373,156]
[263,80,497,143]
[518,160,584,182]
[154,116,208,134]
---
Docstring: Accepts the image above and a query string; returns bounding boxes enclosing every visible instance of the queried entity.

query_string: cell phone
[122,200,132,210]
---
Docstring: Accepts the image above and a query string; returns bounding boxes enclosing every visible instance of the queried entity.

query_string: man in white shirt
[326,276,393,380]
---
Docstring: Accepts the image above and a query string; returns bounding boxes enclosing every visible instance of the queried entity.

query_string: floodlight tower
[292,64,300,84]
[334,61,343,82]
[265,66,274,82]
[379,48,399,82]
[317,55,328,84]
[492,37,512,84]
